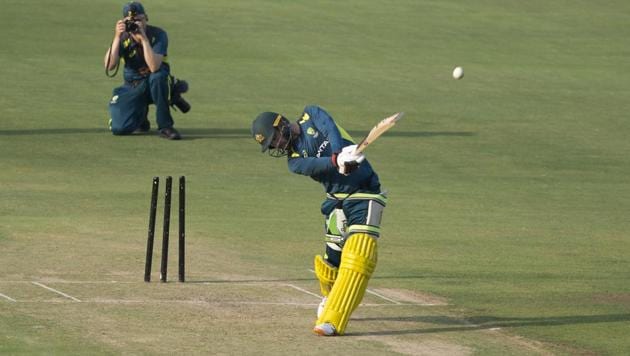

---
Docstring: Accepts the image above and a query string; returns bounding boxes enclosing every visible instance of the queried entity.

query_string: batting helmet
[251,112,290,154]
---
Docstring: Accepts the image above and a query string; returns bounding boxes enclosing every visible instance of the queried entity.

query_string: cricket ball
[452,66,464,80]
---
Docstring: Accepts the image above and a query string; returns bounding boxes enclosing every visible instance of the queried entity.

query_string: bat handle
[353,140,366,155]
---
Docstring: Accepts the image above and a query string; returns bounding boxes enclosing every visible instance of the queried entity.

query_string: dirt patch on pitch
[592,293,630,306]
[486,330,556,355]
[369,288,448,305]
[359,336,472,356]
[386,339,472,356]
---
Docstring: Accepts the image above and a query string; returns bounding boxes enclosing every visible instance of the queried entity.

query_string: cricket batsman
[251,105,387,336]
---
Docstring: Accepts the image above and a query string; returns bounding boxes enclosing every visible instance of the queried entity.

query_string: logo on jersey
[316,140,329,158]
[255,134,265,144]
[306,127,316,136]
[299,112,310,124]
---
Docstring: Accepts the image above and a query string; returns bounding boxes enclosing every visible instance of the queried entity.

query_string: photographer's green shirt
[119,25,169,82]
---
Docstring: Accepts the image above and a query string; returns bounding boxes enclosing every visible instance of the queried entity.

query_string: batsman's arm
[305,106,345,153]
[288,155,336,176]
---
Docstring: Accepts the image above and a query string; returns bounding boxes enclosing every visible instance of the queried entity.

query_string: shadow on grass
[0,127,248,140]
[0,127,475,140]
[0,128,108,135]
[348,313,630,336]
[167,129,476,140]
[185,274,431,284]
[186,278,316,284]
[349,131,476,138]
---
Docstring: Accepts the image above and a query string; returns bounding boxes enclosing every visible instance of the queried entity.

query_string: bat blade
[354,112,404,154]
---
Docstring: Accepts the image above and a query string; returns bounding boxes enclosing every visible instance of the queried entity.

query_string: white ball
[452,66,464,80]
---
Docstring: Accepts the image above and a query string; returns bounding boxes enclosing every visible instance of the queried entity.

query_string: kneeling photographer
[104,1,190,140]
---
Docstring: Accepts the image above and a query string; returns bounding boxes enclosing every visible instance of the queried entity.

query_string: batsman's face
[268,124,291,157]
[270,128,288,149]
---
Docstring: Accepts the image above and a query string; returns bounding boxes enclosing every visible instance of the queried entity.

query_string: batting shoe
[317,297,327,318]
[313,322,337,336]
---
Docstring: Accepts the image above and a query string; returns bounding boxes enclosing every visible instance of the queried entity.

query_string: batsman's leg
[317,204,348,296]
[314,254,339,318]
[314,232,377,336]
[314,254,338,297]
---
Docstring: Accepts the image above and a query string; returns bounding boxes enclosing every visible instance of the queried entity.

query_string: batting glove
[336,145,365,175]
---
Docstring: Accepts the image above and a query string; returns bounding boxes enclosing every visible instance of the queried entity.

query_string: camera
[124,19,139,33]
[170,78,191,113]
[124,9,140,33]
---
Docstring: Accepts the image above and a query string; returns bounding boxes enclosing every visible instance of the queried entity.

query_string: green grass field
[1,0,629,354]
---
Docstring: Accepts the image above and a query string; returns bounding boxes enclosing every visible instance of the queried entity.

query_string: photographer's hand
[129,19,146,41]
[134,24,164,73]
[114,20,125,38]
[104,20,125,70]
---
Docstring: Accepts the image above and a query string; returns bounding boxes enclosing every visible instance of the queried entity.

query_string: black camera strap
[105,39,119,78]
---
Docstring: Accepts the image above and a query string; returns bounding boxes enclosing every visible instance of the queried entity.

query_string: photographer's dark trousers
[108,68,174,134]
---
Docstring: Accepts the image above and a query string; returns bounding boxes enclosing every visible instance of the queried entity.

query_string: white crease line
[0,280,133,284]
[284,283,321,299]
[31,282,81,302]
[87,300,320,306]
[308,268,403,305]
[0,293,17,302]
[11,299,432,306]
[366,289,402,304]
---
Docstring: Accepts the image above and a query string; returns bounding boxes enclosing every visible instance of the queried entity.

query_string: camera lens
[173,97,191,113]
[125,20,139,33]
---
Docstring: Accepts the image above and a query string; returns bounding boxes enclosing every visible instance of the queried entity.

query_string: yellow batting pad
[316,233,377,335]
[314,255,338,297]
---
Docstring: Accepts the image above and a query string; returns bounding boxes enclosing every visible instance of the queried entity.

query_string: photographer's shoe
[159,127,181,140]
[134,119,150,133]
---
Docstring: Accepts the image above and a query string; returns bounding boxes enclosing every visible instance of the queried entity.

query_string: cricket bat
[353,112,404,154]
